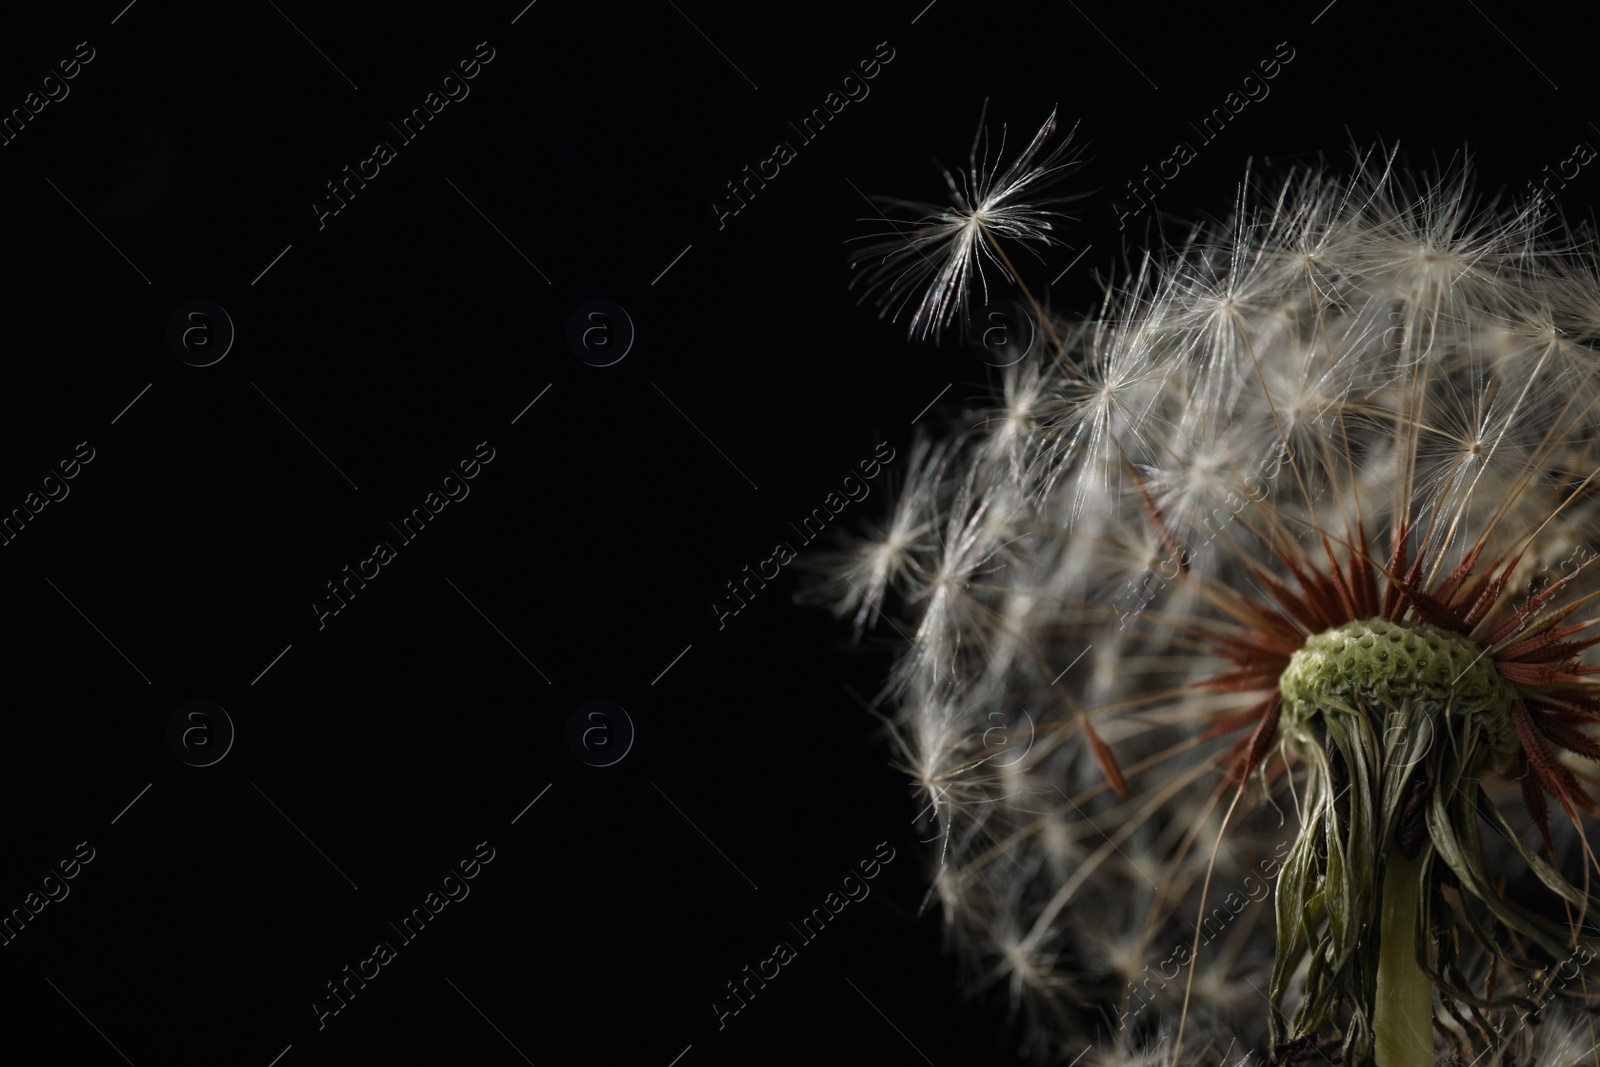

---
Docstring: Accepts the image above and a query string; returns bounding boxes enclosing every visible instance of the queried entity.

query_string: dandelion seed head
[821,139,1600,1063]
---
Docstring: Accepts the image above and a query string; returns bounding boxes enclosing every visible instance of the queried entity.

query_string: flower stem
[1373,849,1432,1067]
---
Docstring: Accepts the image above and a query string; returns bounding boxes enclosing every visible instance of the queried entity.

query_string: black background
[0,2,1587,1065]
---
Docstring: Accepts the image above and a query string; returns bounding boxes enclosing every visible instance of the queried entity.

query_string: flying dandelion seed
[849,101,1087,343]
[816,135,1600,1066]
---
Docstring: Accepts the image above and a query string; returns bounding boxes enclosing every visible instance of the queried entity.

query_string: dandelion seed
[849,101,1085,342]
[794,437,944,640]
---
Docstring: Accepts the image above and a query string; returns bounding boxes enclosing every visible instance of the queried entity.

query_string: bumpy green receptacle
[1271,618,1519,1066]
[1279,619,1518,760]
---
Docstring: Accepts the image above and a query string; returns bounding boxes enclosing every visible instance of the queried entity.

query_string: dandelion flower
[818,142,1600,1065]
